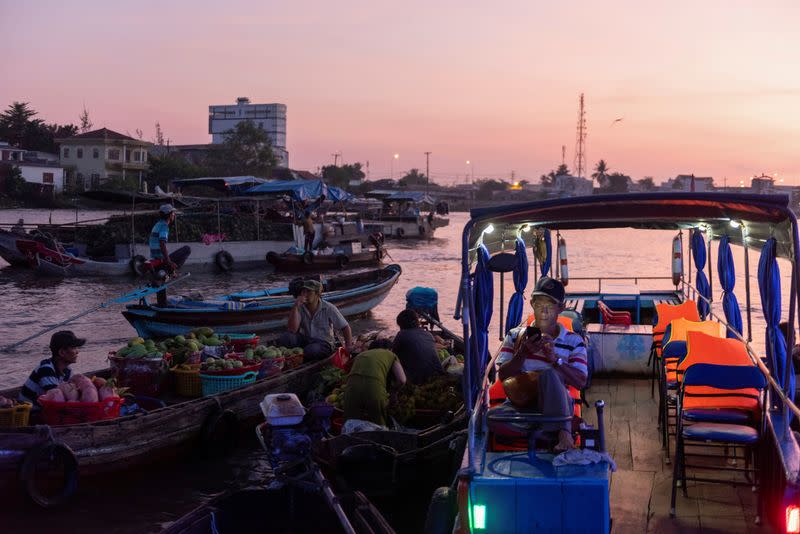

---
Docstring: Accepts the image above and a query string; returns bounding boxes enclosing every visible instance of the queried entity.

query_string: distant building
[0,141,65,194]
[662,174,715,192]
[551,174,593,197]
[209,97,288,167]
[57,128,152,191]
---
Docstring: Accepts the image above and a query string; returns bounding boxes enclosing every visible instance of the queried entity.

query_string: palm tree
[591,159,609,188]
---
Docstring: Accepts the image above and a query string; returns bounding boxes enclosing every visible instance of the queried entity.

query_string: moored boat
[0,356,331,507]
[266,246,386,272]
[122,265,402,338]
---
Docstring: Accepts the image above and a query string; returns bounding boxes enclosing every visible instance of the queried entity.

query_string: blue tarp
[691,230,711,319]
[469,244,493,400]
[244,179,354,202]
[505,237,528,334]
[172,176,269,193]
[540,229,552,277]
[758,237,794,416]
[717,236,743,338]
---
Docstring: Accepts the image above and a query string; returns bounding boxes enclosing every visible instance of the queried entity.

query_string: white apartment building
[208,97,288,167]
[58,128,152,191]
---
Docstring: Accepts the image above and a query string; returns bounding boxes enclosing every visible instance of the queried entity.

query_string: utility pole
[561,145,566,167]
[424,151,431,194]
[331,152,341,166]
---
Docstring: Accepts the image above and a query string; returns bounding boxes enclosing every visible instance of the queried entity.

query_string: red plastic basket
[109,354,168,397]
[227,335,260,352]
[39,397,124,426]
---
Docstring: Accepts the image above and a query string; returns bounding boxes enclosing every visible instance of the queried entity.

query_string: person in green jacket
[342,338,407,426]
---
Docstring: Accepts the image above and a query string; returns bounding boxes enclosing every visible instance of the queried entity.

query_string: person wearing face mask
[496,276,588,452]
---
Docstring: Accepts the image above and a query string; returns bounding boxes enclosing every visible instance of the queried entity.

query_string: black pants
[155,246,192,306]
[278,332,333,362]
[304,232,315,252]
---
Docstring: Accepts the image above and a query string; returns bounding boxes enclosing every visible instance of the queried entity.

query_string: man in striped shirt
[496,277,587,451]
[18,330,85,410]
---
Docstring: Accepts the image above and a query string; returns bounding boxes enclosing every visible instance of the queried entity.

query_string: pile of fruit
[200,357,247,372]
[311,365,347,402]
[115,337,164,360]
[115,328,227,366]
[38,375,124,403]
[437,348,465,363]
[389,375,463,424]
[0,395,23,408]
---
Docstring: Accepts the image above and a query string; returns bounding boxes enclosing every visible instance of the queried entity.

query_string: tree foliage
[3,165,26,199]
[601,172,631,193]
[206,121,277,177]
[637,176,656,191]
[540,164,570,186]
[398,168,429,188]
[321,162,365,190]
[591,160,609,187]
[79,105,93,133]
[475,179,508,200]
[147,153,211,189]
[0,101,78,153]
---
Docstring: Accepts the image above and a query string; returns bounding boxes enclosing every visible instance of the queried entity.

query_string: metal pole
[688,229,693,290]
[499,273,505,341]
[707,231,713,304]
[425,151,431,195]
[743,225,753,342]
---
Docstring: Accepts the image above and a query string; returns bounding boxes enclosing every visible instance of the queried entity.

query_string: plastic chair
[670,364,767,519]
[649,301,700,396]
[596,300,632,326]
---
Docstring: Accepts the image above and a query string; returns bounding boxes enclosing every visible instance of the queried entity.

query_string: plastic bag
[332,347,352,372]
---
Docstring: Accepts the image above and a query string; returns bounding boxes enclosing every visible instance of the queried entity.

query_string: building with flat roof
[208,97,288,167]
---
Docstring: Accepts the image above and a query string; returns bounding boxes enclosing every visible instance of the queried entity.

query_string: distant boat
[266,245,386,272]
[122,264,402,338]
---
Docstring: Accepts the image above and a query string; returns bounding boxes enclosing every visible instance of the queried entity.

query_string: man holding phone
[496,276,588,452]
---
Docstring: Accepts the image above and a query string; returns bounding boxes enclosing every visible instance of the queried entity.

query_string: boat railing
[566,276,675,293]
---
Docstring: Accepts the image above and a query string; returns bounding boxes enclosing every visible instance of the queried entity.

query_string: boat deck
[584,378,770,533]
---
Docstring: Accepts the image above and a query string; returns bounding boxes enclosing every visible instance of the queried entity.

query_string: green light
[473,504,486,530]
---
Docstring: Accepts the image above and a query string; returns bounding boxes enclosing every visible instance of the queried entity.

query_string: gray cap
[159,204,177,215]
[300,279,323,292]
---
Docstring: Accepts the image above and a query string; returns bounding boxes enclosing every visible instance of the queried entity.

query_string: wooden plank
[609,469,655,533]
[630,420,666,473]
[646,471,702,533]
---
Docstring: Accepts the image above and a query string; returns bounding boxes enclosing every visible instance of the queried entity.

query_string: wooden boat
[162,475,395,534]
[15,238,133,277]
[0,356,331,507]
[313,314,468,498]
[122,264,402,338]
[0,228,29,266]
[266,246,386,272]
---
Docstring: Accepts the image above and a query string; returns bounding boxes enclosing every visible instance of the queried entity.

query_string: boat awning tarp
[692,229,711,319]
[466,192,796,262]
[384,191,436,204]
[172,176,270,193]
[717,235,743,338]
[244,179,354,202]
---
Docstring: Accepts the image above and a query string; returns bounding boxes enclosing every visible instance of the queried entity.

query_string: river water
[0,207,791,532]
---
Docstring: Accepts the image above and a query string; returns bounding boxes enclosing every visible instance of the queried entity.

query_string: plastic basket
[200,371,257,396]
[171,365,202,397]
[200,361,262,376]
[39,397,124,426]
[226,334,260,352]
[0,402,32,428]
[109,354,168,397]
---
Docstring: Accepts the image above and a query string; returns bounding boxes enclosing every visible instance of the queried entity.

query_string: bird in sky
[611,117,624,126]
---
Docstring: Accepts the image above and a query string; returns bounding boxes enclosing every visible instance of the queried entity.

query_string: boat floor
[584,378,770,534]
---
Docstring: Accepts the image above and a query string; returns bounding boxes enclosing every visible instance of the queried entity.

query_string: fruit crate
[0,402,32,428]
[39,397,124,426]
[109,354,169,397]
[225,334,260,352]
[200,371,257,396]
[171,365,202,397]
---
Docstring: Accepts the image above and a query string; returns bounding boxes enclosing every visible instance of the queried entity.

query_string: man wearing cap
[149,204,191,272]
[279,279,353,361]
[496,276,588,452]
[18,331,85,410]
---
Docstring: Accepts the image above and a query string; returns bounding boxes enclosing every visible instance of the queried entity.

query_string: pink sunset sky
[2,0,800,185]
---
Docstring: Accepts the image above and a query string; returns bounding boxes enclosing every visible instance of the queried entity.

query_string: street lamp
[391,153,399,180]
[466,160,473,184]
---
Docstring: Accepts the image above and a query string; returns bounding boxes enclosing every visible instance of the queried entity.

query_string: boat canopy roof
[244,179,354,203]
[466,192,797,261]
[384,191,436,204]
[172,176,270,193]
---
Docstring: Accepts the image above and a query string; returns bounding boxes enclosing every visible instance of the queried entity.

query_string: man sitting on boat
[496,277,588,452]
[280,279,354,361]
[149,204,191,272]
[392,309,444,384]
[342,338,407,427]
[18,330,85,411]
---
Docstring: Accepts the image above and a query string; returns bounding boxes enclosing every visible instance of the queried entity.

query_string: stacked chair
[596,300,632,327]
[669,331,766,519]
[658,318,724,458]
[649,300,700,397]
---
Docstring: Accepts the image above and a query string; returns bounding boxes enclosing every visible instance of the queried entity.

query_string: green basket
[200,371,257,396]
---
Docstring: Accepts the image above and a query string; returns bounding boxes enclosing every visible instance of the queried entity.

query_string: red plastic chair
[597,300,632,326]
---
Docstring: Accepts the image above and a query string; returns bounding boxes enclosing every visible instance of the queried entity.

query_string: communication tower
[574,93,587,179]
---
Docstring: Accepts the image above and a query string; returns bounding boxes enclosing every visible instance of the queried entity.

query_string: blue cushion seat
[682,408,751,424]
[682,422,759,444]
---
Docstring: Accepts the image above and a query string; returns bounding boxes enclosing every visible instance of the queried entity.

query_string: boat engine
[256,394,334,468]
